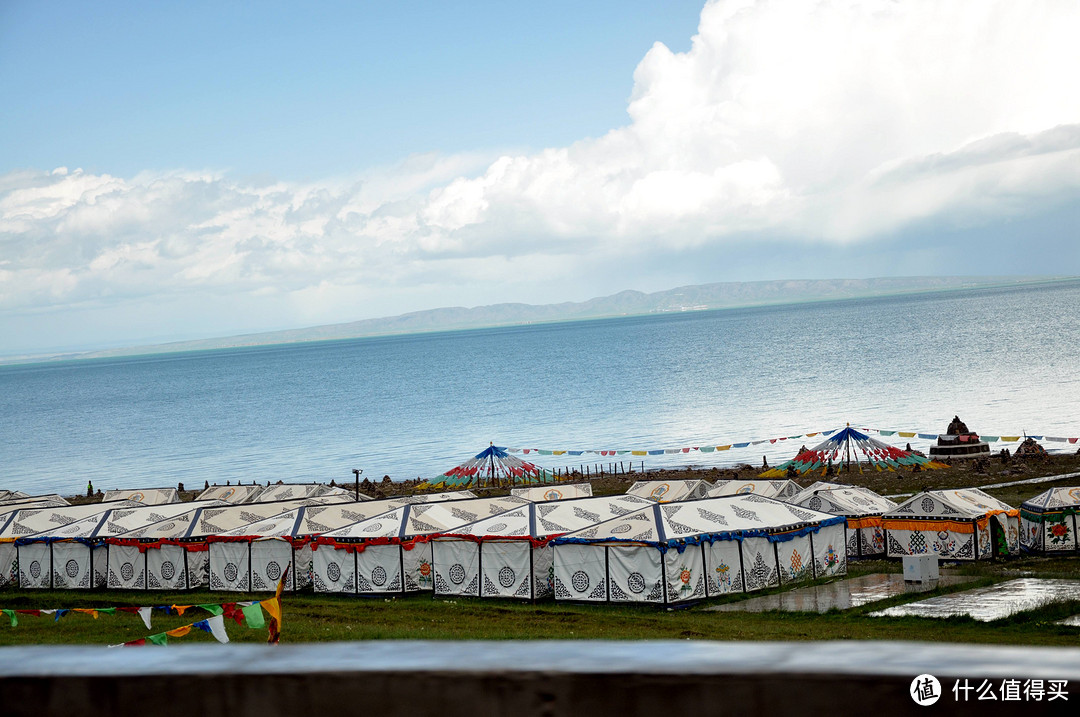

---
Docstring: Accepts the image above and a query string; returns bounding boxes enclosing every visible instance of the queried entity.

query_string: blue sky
[2,0,1079,355]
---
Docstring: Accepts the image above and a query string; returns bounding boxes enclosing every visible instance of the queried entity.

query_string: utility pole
[352,468,363,502]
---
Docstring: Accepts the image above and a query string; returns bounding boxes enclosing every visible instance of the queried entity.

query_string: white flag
[138,606,153,630]
[206,614,230,644]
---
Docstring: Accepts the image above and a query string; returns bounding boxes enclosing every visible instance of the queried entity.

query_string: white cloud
[2,0,1079,345]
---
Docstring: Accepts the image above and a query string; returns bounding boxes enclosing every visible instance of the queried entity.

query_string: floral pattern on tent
[760,426,948,477]
[1020,486,1080,553]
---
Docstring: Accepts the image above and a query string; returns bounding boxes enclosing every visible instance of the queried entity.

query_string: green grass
[1,556,1078,648]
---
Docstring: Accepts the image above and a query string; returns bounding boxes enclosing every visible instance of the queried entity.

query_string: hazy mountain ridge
[6,276,1069,364]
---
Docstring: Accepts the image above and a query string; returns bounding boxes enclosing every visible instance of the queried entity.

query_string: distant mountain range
[11,276,1071,364]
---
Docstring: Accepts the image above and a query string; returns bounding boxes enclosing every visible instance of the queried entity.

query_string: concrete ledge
[2,640,1078,716]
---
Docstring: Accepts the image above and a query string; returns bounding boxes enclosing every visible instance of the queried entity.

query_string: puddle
[869,578,1080,621]
[704,573,977,614]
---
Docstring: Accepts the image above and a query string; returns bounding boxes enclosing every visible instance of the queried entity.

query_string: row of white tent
[0,480,1050,598]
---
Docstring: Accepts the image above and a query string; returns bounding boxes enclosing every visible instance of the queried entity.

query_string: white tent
[883,488,1020,561]
[432,494,654,600]
[0,493,69,507]
[206,497,420,593]
[1019,486,1080,553]
[511,483,593,501]
[101,488,181,505]
[312,496,529,595]
[789,481,848,503]
[626,479,711,503]
[411,491,477,502]
[0,498,74,589]
[196,484,267,503]
[7,501,142,589]
[791,486,897,558]
[707,479,801,500]
[255,483,358,503]
[551,495,847,604]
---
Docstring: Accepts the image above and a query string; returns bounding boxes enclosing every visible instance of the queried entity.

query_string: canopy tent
[790,482,848,503]
[626,479,711,503]
[511,483,594,501]
[1020,486,1080,553]
[205,497,424,593]
[196,484,267,503]
[411,490,477,502]
[6,501,142,589]
[792,486,897,558]
[883,488,1020,561]
[0,493,69,507]
[707,479,800,500]
[104,496,349,591]
[760,427,948,477]
[417,445,558,490]
[431,494,654,600]
[256,483,357,503]
[0,490,29,502]
[311,496,529,595]
[101,488,180,505]
[551,495,846,605]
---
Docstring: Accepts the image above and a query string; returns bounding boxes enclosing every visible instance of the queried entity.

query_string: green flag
[146,633,169,646]
[241,603,266,629]
[3,609,16,627]
[197,604,225,616]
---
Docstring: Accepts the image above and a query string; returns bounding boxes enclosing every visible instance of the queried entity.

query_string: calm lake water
[2,281,1079,495]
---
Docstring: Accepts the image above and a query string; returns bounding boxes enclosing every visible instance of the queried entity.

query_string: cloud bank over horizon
[2,0,1079,353]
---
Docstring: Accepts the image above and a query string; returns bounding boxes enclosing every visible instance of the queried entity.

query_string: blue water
[2,281,1079,495]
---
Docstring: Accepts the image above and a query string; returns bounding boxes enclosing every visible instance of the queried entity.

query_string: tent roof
[626,479,711,503]
[0,492,68,506]
[707,479,800,500]
[255,484,358,503]
[214,497,426,539]
[511,483,594,501]
[184,496,348,537]
[418,445,557,490]
[0,500,142,539]
[101,488,180,505]
[790,481,848,503]
[410,490,477,502]
[761,426,946,477]
[1020,486,1080,511]
[794,486,897,516]
[195,484,268,503]
[442,494,655,540]
[885,488,1015,519]
[554,495,843,548]
[21,501,225,540]
[319,496,530,541]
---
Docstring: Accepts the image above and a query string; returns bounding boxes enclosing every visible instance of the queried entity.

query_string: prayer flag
[206,614,230,644]
[3,609,16,627]
[138,607,153,630]
[146,633,168,646]
[241,603,266,629]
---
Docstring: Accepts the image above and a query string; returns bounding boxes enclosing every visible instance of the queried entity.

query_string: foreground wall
[0,640,1077,717]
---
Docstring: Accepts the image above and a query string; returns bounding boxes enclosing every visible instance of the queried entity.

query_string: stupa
[928,416,991,460]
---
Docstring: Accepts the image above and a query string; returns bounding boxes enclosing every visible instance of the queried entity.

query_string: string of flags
[501,427,1079,458]
[2,568,287,646]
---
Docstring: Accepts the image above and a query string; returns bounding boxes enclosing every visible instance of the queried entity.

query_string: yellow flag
[262,597,282,625]
[898,432,916,438]
[631,450,646,456]
[166,625,192,638]
[716,445,731,451]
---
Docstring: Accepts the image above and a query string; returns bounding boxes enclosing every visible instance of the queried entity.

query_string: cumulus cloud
[2,0,1079,330]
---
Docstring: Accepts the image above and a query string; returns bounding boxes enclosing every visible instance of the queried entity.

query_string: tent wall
[312,545,356,594]
[532,544,554,599]
[146,545,190,590]
[92,544,108,588]
[294,545,313,590]
[740,536,780,591]
[607,544,661,603]
[553,543,608,601]
[704,539,744,595]
[432,540,480,597]
[250,540,294,592]
[48,543,92,589]
[774,534,814,585]
[17,543,51,589]
[209,542,251,592]
[885,526,977,560]
[478,541,532,599]
[356,544,403,594]
[107,544,145,590]
[402,542,433,592]
[0,543,17,589]
[663,545,706,603]
[812,523,847,578]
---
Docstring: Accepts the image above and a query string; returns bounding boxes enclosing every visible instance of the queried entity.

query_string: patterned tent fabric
[0,501,142,539]
[551,495,846,605]
[707,479,800,500]
[626,479,711,503]
[195,485,267,504]
[793,486,897,558]
[0,493,69,507]
[256,484,358,503]
[511,483,594,501]
[760,426,948,477]
[101,488,181,505]
[883,488,1020,561]
[417,445,558,490]
[1020,486,1080,553]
